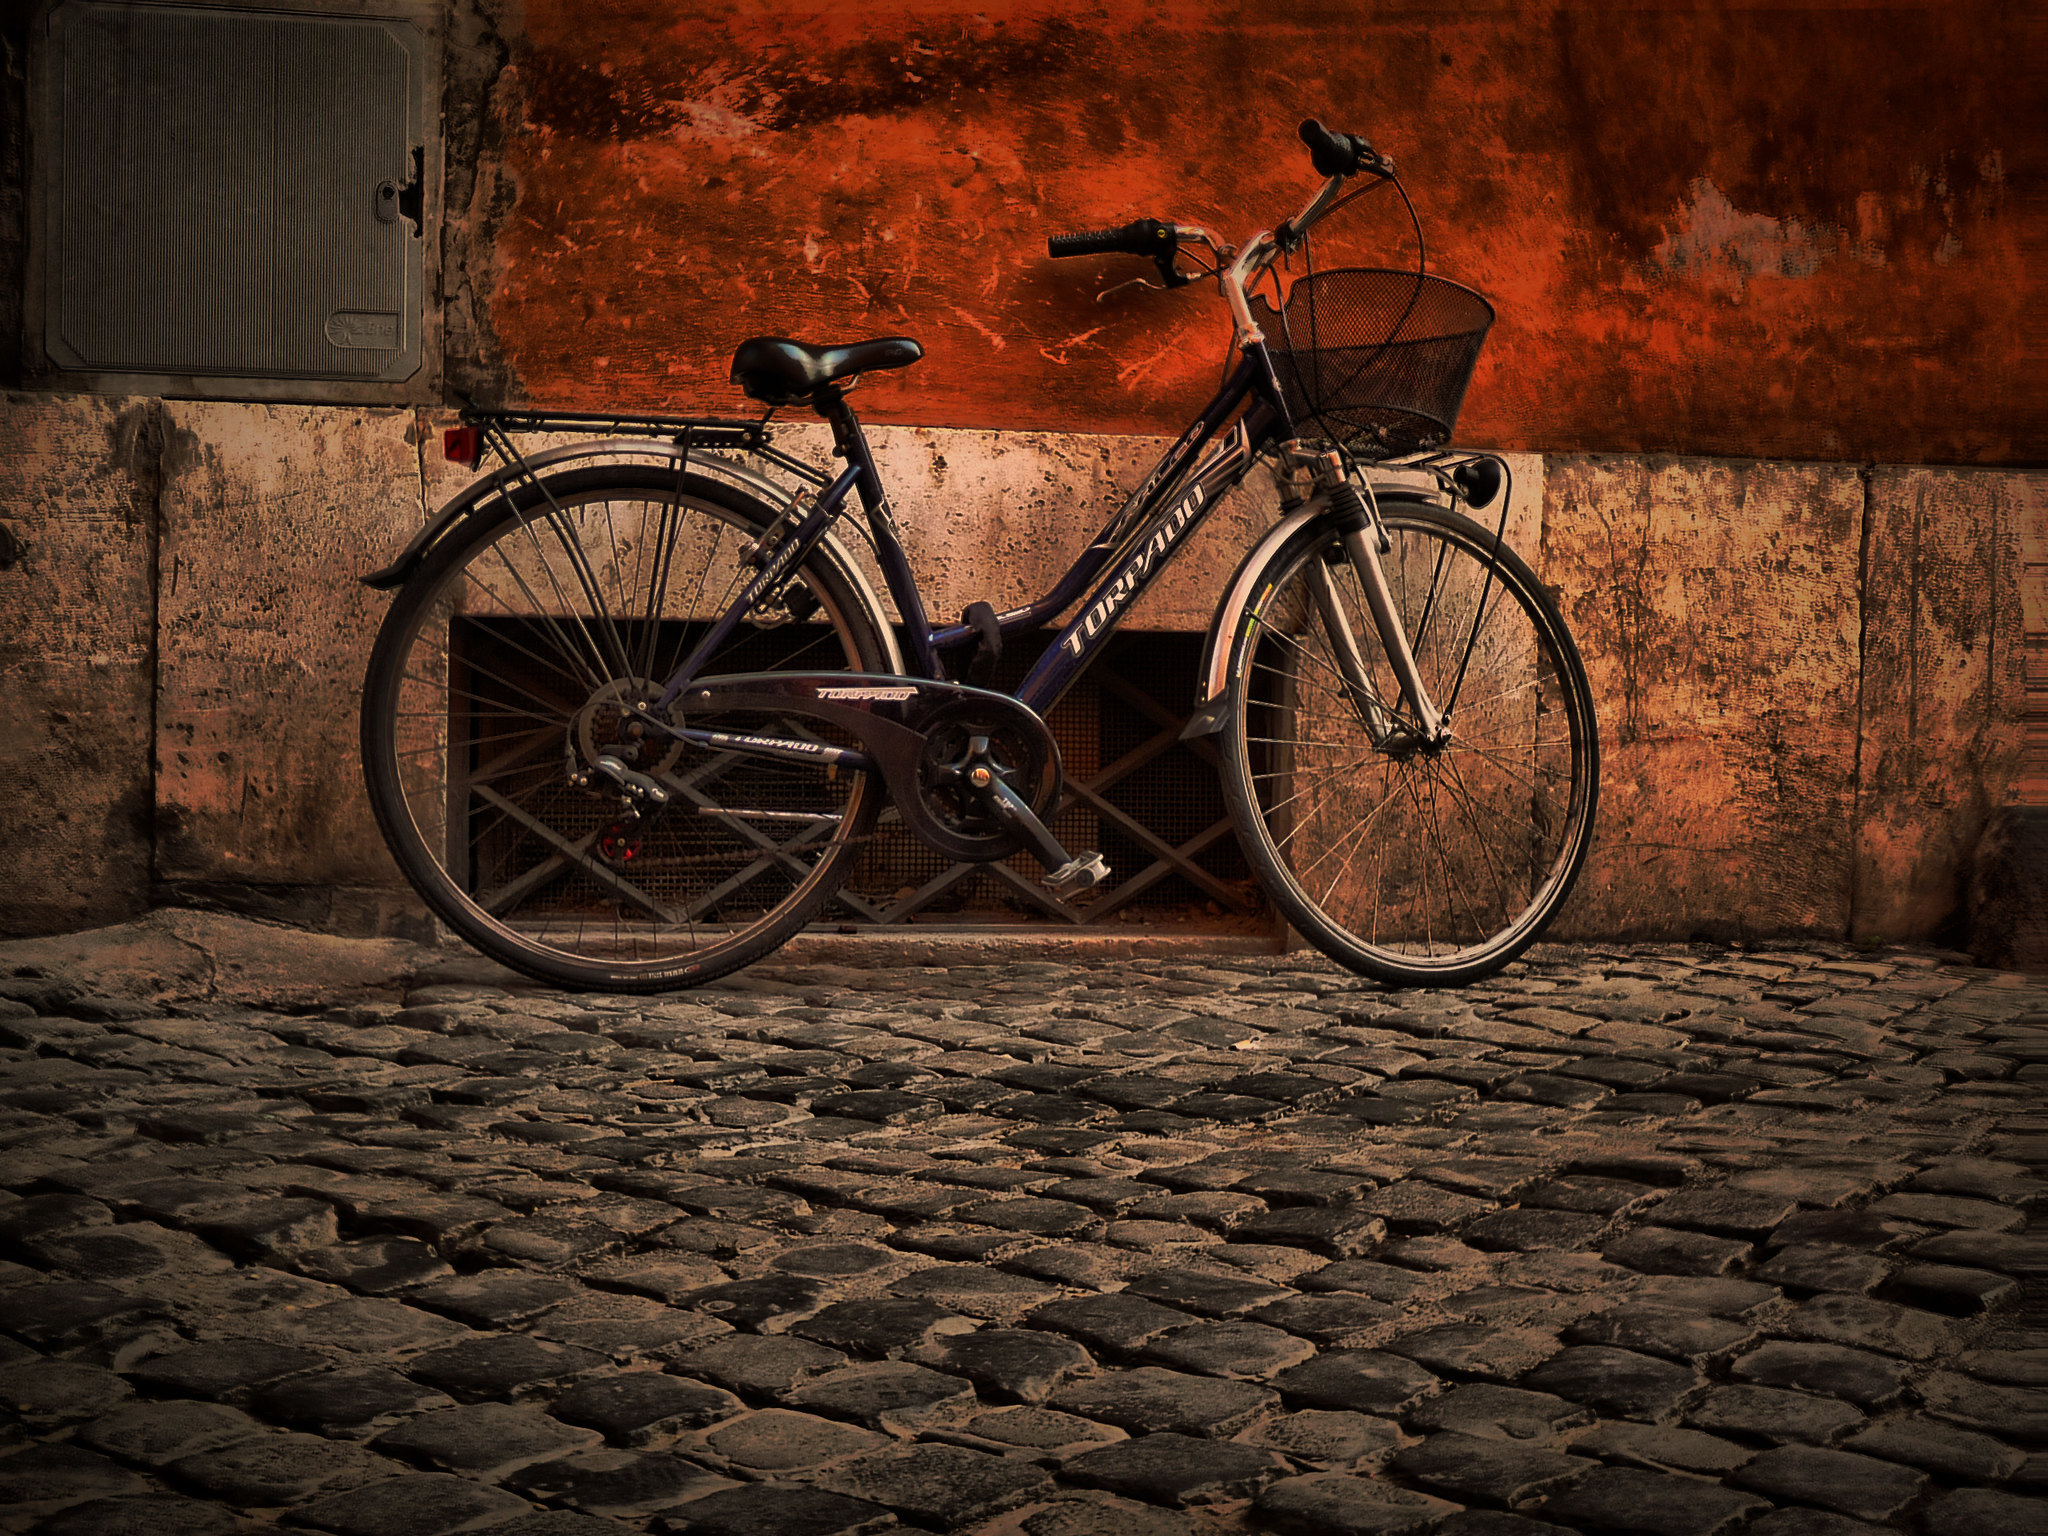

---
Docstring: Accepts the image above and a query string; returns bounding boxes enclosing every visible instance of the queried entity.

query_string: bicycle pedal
[1044,851,1109,894]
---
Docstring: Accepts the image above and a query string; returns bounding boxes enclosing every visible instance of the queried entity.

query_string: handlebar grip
[1299,118,1392,178]
[1048,217,1178,259]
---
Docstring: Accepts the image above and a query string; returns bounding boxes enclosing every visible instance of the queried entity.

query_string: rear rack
[455,402,829,487]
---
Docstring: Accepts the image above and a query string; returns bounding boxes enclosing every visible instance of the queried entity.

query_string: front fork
[1299,470,1446,749]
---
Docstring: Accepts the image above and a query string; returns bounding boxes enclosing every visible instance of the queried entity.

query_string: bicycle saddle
[731,335,923,403]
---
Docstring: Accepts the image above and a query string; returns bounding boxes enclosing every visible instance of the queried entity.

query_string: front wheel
[360,465,894,991]
[1219,499,1598,986]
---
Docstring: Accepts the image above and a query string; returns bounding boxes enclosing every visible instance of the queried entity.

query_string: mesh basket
[1251,267,1494,459]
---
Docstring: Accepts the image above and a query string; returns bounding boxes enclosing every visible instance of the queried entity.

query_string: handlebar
[1047,218,1179,261]
[1047,118,1399,344]
[1297,118,1394,180]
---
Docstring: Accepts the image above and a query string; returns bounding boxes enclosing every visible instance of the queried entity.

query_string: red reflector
[443,426,484,468]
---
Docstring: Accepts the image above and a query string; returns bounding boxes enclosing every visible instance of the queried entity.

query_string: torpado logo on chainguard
[816,686,921,702]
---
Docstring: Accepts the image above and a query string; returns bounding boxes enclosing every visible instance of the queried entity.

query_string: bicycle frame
[647,349,1292,731]
[443,161,1460,783]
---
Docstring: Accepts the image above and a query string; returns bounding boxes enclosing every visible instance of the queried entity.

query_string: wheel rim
[1234,510,1594,975]
[370,483,879,978]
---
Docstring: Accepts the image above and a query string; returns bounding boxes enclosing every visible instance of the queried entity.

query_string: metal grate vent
[41,0,426,383]
[839,631,1263,927]
[446,619,1264,932]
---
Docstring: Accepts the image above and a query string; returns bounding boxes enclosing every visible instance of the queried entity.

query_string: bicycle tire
[361,464,893,991]
[1219,497,1598,986]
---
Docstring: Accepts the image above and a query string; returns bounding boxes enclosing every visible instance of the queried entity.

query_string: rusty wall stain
[456,0,2041,465]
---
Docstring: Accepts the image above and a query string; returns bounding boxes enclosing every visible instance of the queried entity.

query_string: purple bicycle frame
[656,346,1293,724]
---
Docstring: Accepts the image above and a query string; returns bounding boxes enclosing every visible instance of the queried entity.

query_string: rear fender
[360,439,902,674]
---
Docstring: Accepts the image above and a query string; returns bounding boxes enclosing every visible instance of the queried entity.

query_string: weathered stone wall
[2,394,2036,954]
[457,0,2041,467]
[0,395,155,935]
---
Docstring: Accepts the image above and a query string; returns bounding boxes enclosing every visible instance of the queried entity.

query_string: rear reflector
[443,426,485,468]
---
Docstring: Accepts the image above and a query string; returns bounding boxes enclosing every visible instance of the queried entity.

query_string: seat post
[814,386,937,677]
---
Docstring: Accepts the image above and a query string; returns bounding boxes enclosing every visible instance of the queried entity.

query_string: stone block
[788,1299,978,1359]
[1566,1420,1753,1476]
[1061,1431,1287,1506]
[809,1441,1055,1525]
[931,1406,1125,1461]
[286,1471,532,1536]
[669,1334,848,1399]
[1914,1488,2048,1536]
[1142,1319,1315,1380]
[1683,1384,1864,1445]
[0,1357,134,1428]
[698,1409,889,1472]
[1732,1444,1927,1523]
[1562,1305,1755,1364]
[1728,1340,1911,1408]
[1537,1465,1767,1535]
[1541,456,1863,940]
[1405,1384,1592,1443]
[651,1484,895,1536]
[294,1238,455,1296]
[1121,1267,1292,1317]
[252,1366,454,1441]
[1854,468,2029,943]
[1048,1366,1276,1436]
[1841,1413,2026,1482]
[406,1335,608,1403]
[913,1327,1093,1401]
[167,1430,391,1506]
[0,393,155,934]
[503,1449,731,1517]
[783,1361,977,1432]
[34,1493,257,1535]
[550,1372,744,1446]
[0,1444,149,1515]
[131,1340,332,1400]
[1248,1293,1398,1346]
[153,400,426,896]
[1253,1474,1466,1531]
[77,1399,266,1467]
[372,1402,604,1478]
[1026,1293,1193,1354]
[1520,1346,1699,1421]
[1389,1430,1590,1506]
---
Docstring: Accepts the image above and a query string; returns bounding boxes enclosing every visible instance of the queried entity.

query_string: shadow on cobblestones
[1,916,2044,1535]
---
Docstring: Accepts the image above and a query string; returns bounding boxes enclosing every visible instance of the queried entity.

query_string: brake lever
[1096,275,1163,303]
[1096,251,1194,305]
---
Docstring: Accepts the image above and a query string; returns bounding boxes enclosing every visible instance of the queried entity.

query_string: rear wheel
[360,466,892,990]
[1220,498,1598,986]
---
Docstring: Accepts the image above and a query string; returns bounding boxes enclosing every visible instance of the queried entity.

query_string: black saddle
[731,335,923,404]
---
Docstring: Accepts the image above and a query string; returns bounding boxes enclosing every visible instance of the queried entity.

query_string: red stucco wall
[468,1,2039,464]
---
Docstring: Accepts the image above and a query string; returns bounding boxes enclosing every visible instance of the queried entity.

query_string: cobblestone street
[1,923,2044,1536]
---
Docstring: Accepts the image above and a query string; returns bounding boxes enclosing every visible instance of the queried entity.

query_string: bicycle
[358,120,1599,993]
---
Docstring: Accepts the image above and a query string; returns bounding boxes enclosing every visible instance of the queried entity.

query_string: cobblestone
[0,930,2042,1535]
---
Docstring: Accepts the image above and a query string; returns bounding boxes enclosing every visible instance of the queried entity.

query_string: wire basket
[1251,268,1494,459]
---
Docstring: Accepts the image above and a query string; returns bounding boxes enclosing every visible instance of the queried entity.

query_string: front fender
[1181,486,1448,740]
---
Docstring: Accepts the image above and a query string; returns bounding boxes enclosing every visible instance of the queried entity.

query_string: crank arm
[971,774,1108,892]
